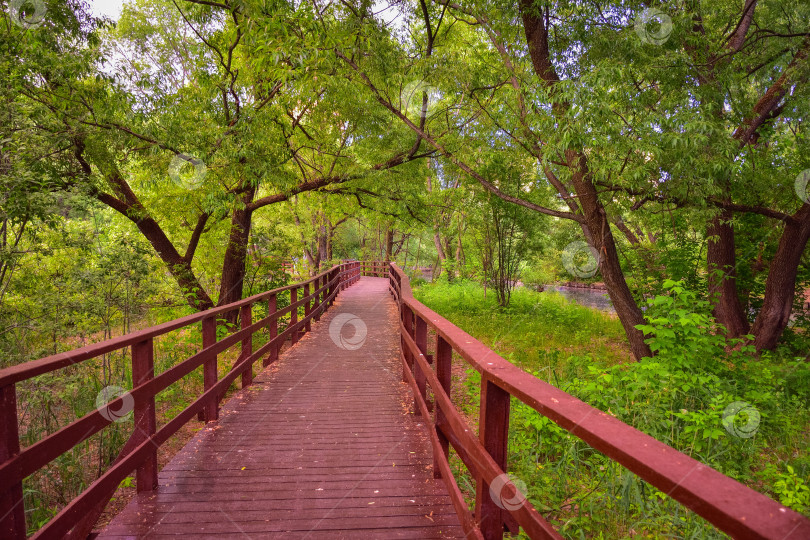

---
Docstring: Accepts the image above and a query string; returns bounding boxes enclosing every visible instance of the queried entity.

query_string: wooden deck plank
[98,277,464,538]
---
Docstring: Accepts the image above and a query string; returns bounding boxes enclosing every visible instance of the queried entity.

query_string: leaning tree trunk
[517,2,652,361]
[752,204,810,351]
[707,210,750,338]
[94,193,214,312]
[567,150,653,361]
[218,185,256,325]
[132,215,214,311]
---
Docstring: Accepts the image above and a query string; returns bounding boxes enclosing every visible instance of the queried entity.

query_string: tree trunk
[752,204,810,350]
[315,219,327,274]
[706,210,750,338]
[402,235,410,270]
[413,236,422,273]
[433,231,445,278]
[385,226,394,261]
[94,194,213,312]
[517,3,652,361]
[613,219,641,245]
[131,215,214,311]
[316,219,328,270]
[218,185,256,324]
[456,221,465,273]
[567,150,653,361]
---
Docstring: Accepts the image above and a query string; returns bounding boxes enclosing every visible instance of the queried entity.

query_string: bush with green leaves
[416,279,810,537]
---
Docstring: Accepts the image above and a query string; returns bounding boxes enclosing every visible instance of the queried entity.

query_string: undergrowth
[415,279,810,539]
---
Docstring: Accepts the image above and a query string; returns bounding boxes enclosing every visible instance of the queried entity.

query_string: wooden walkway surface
[98,277,464,539]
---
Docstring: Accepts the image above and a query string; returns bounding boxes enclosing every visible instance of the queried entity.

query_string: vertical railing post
[313,276,322,322]
[328,268,336,305]
[329,265,343,306]
[132,338,158,492]
[290,287,299,345]
[239,304,253,388]
[402,304,414,383]
[413,315,427,417]
[304,281,312,334]
[202,316,218,422]
[476,377,511,539]
[265,294,278,367]
[434,335,452,479]
[400,303,408,383]
[0,384,26,540]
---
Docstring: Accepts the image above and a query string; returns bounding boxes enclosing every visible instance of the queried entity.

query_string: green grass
[414,280,630,371]
[414,279,810,539]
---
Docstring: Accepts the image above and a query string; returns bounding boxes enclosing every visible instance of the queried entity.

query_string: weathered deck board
[98,277,463,539]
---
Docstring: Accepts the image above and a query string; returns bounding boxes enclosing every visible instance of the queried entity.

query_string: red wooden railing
[386,263,810,540]
[0,262,362,539]
[3,261,809,540]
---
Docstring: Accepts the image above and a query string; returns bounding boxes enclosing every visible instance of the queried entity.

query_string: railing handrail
[0,262,367,539]
[387,263,810,540]
[0,266,340,388]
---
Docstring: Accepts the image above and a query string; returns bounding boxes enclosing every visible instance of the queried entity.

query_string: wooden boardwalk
[5,263,810,539]
[97,277,463,539]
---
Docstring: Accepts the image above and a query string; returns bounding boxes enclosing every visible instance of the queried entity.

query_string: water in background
[544,285,615,313]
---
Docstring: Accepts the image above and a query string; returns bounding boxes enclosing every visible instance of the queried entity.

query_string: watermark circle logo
[401,80,439,117]
[168,153,207,189]
[489,473,527,511]
[562,241,600,278]
[96,386,135,423]
[329,313,368,350]
[795,169,810,204]
[634,8,672,45]
[722,401,760,439]
[9,0,47,29]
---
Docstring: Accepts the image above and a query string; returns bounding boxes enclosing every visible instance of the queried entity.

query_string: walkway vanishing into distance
[98,278,463,538]
[2,262,809,540]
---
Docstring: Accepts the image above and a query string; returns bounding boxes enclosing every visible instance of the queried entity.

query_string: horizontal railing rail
[387,263,810,540]
[0,262,363,539]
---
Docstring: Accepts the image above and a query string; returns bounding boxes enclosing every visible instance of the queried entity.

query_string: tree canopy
[2,0,808,358]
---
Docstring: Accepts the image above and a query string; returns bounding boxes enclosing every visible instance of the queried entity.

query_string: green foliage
[418,279,810,537]
[3,0,810,536]
[635,279,755,367]
[760,464,810,513]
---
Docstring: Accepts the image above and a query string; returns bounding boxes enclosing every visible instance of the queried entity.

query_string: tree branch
[335,50,581,222]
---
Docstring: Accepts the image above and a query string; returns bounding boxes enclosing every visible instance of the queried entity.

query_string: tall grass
[415,280,629,370]
[414,280,810,539]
